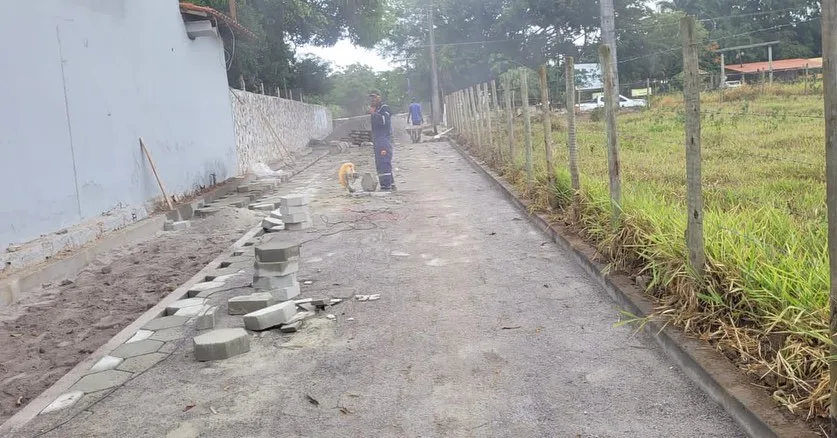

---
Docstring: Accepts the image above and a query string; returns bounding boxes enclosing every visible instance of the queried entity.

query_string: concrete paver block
[196,306,217,330]
[269,209,283,220]
[267,225,285,233]
[90,355,123,373]
[41,391,84,414]
[186,281,226,298]
[142,315,190,331]
[243,301,297,331]
[255,240,300,263]
[164,220,191,231]
[126,330,154,343]
[271,282,301,301]
[195,207,221,217]
[111,339,164,358]
[254,260,299,277]
[193,328,250,361]
[158,342,178,354]
[228,293,277,315]
[117,352,168,373]
[285,222,312,231]
[175,304,212,318]
[279,205,310,216]
[205,268,245,281]
[69,369,133,394]
[361,173,378,192]
[282,212,311,224]
[280,194,310,207]
[262,217,284,229]
[209,271,245,283]
[166,298,207,316]
[280,321,303,333]
[250,202,276,211]
[149,327,185,342]
[253,273,297,290]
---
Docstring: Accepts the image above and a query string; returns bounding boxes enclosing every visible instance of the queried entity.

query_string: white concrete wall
[0,0,238,252]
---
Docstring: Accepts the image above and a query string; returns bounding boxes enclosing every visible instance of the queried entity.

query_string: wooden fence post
[468,86,482,149]
[566,57,581,202]
[599,45,622,228]
[539,65,555,188]
[491,80,499,111]
[682,16,706,279]
[483,83,494,157]
[521,69,534,188]
[505,77,515,163]
[820,0,837,432]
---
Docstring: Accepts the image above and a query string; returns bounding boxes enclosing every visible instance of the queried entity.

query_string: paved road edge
[445,138,815,438]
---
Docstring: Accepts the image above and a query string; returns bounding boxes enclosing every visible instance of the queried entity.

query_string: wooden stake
[139,138,174,211]
[491,80,499,111]
[483,83,493,155]
[521,69,534,188]
[599,45,622,228]
[682,16,706,280]
[566,57,581,198]
[539,65,554,188]
[504,77,515,161]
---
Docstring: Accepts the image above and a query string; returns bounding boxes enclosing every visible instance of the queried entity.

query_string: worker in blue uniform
[369,90,395,191]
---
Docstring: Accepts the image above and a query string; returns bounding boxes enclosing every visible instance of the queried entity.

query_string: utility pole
[600,0,620,105]
[429,4,441,134]
[565,57,580,205]
[822,0,837,434]
[600,45,622,228]
[682,16,705,280]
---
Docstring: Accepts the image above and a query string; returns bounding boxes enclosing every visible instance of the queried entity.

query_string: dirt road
[14,139,743,437]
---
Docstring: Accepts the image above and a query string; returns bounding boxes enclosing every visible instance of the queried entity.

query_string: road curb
[446,138,815,438]
[0,149,332,436]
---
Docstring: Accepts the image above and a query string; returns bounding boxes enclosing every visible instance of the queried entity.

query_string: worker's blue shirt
[408,103,423,125]
[371,103,393,141]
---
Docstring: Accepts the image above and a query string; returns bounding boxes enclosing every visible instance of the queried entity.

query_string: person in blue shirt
[407,98,423,126]
[369,90,395,191]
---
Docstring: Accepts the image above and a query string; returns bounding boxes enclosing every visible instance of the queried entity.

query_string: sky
[297,40,397,72]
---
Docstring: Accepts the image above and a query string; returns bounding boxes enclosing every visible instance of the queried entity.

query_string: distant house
[725,58,822,83]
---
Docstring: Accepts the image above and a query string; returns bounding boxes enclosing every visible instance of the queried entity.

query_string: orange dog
[338,162,358,193]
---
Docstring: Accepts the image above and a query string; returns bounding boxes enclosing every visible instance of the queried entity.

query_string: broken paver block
[142,315,190,331]
[254,260,299,277]
[280,321,302,333]
[175,304,212,318]
[285,222,312,231]
[149,327,185,342]
[117,353,168,373]
[164,220,191,231]
[90,355,123,373]
[242,301,297,331]
[69,370,133,394]
[193,328,250,361]
[361,173,378,192]
[269,209,283,220]
[195,306,217,330]
[110,339,164,359]
[279,204,310,216]
[271,282,301,301]
[262,217,284,230]
[255,240,300,263]
[282,212,311,224]
[42,391,84,414]
[166,298,207,316]
[280,194,309,207]
[126,330,154,344]
[253,273,297,290]
[186,281,226,298]
[227,293,277,315]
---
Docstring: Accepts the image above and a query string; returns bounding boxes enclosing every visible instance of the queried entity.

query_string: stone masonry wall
[231,90,332,174]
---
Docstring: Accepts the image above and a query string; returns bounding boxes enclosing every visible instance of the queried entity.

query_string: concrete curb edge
[0,148,332,435]
[446,138,815,438]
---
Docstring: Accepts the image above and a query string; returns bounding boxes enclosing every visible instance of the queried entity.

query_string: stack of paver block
[279,194,312,231]
[253,239,301,302]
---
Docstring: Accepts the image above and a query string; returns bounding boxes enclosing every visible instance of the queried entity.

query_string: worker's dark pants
[374,136,394,188]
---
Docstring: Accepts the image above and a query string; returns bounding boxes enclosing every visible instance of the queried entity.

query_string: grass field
[457,83,830,420]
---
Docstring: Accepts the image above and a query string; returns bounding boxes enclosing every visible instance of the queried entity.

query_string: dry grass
[455,82,830,422]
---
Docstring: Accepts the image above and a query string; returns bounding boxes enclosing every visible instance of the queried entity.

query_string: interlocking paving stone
[254,240,300,263]
[254,260,299,277]
[149,327,186,342]
[110,339,164,358]
[195,306,217,331]
[142,315,189,331]
[69,370,133,394]
[166,298,207,316]
[193,328,250,361]
[186,281,226,298]
[89,355,123,373]
[41,391,84,414]
[285,221,312,231]
[117,353,168,373]
[227,293,276,315]
[174,304,210,318]
[243,301,297,331]
[279,194,309,207]
[126,330,154,344]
